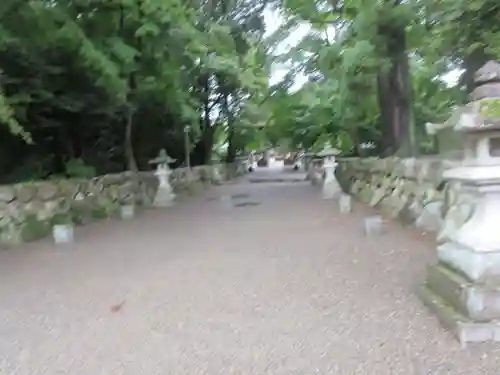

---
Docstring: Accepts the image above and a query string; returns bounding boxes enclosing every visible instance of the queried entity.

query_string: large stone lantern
[316,144,341,199]
[419,61,500,345]
[149,149,176,207]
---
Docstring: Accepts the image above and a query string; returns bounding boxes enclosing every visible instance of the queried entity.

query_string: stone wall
[337,157,475,241]
[0,163,239,246]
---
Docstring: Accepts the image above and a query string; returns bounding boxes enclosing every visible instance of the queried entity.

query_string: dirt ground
[1,167,500,374]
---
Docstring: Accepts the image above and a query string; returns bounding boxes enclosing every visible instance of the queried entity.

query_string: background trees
[1,0,499,182]
[262,0,497,156]
[0,0,268,182]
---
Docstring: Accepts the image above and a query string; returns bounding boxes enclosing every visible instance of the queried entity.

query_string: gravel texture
[1,167,500,374]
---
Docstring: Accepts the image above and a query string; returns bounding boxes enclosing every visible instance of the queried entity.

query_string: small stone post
[149,149,176,207]
[419,61,500,345]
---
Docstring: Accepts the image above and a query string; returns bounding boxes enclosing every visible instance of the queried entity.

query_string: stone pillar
[322,156,341,199]
[418,61,500,345]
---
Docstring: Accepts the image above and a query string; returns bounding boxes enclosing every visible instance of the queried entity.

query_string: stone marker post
[149,149,176,207]
[419,61,500,345]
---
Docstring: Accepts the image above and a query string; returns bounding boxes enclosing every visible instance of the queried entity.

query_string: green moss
[479,98,500,118]
[50,213,72,225]
[90,206,108,220]
[21,214,50,242]
[70,205,86,225]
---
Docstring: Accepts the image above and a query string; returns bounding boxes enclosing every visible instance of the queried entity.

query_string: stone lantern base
[418,260,500,346]
[153,187,175,207]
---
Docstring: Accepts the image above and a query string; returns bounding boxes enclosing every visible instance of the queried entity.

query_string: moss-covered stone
[50,212,72,225]
[21,214,51,242]
[479,98,500,118]
[90,206,108,220]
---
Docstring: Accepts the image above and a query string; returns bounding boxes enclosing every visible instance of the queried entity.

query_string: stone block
[369,186,387,207]
[52,224,74,244]
[15,184,36,203]
[363,215,383,236]
[469,82,500,101]
[339,194,351,213]
[120,205,135,220]
[438,241,500,284]
[418,284,500,346]
[36,182,59,200]
[426,263,500,321]
[358,184,374,204]
[0,223,22,245]
[0,186,15,202]
[415,201,443,232]
[21,214,51,242]
[57,180,79,197]
[437,202,474,243]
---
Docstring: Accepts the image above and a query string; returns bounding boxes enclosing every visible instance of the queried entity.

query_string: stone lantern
[419,61,500,345]
[149,149,176,207]
[316,144,341,199]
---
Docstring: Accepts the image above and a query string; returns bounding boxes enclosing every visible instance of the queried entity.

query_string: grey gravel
[1,169,500,374]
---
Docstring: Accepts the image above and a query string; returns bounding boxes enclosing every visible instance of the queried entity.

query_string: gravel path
[1,167,500,374]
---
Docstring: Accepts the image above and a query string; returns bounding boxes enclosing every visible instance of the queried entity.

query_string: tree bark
[376,17,416,157]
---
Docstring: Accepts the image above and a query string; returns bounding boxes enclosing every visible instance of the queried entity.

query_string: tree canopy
[0,0,498,182]
[262,0,497,156]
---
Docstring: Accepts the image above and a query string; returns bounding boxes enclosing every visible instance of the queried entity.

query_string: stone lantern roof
[315,143,341,158]
[458,61,500,133]
[149,148,175,165]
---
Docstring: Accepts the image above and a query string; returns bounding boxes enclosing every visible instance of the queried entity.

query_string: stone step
[426,263,500,321]
[417,284,500,346]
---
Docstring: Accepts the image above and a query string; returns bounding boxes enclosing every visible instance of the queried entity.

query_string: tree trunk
[124,103,137,171]
[376,18,416,157]
[226,124,236,163]
[376,71,396,155]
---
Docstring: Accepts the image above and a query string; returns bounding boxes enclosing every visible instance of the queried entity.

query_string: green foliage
[2,0,497,169]
[65,158,96,179]
[0,0,270,180]
[258,0,490,155]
